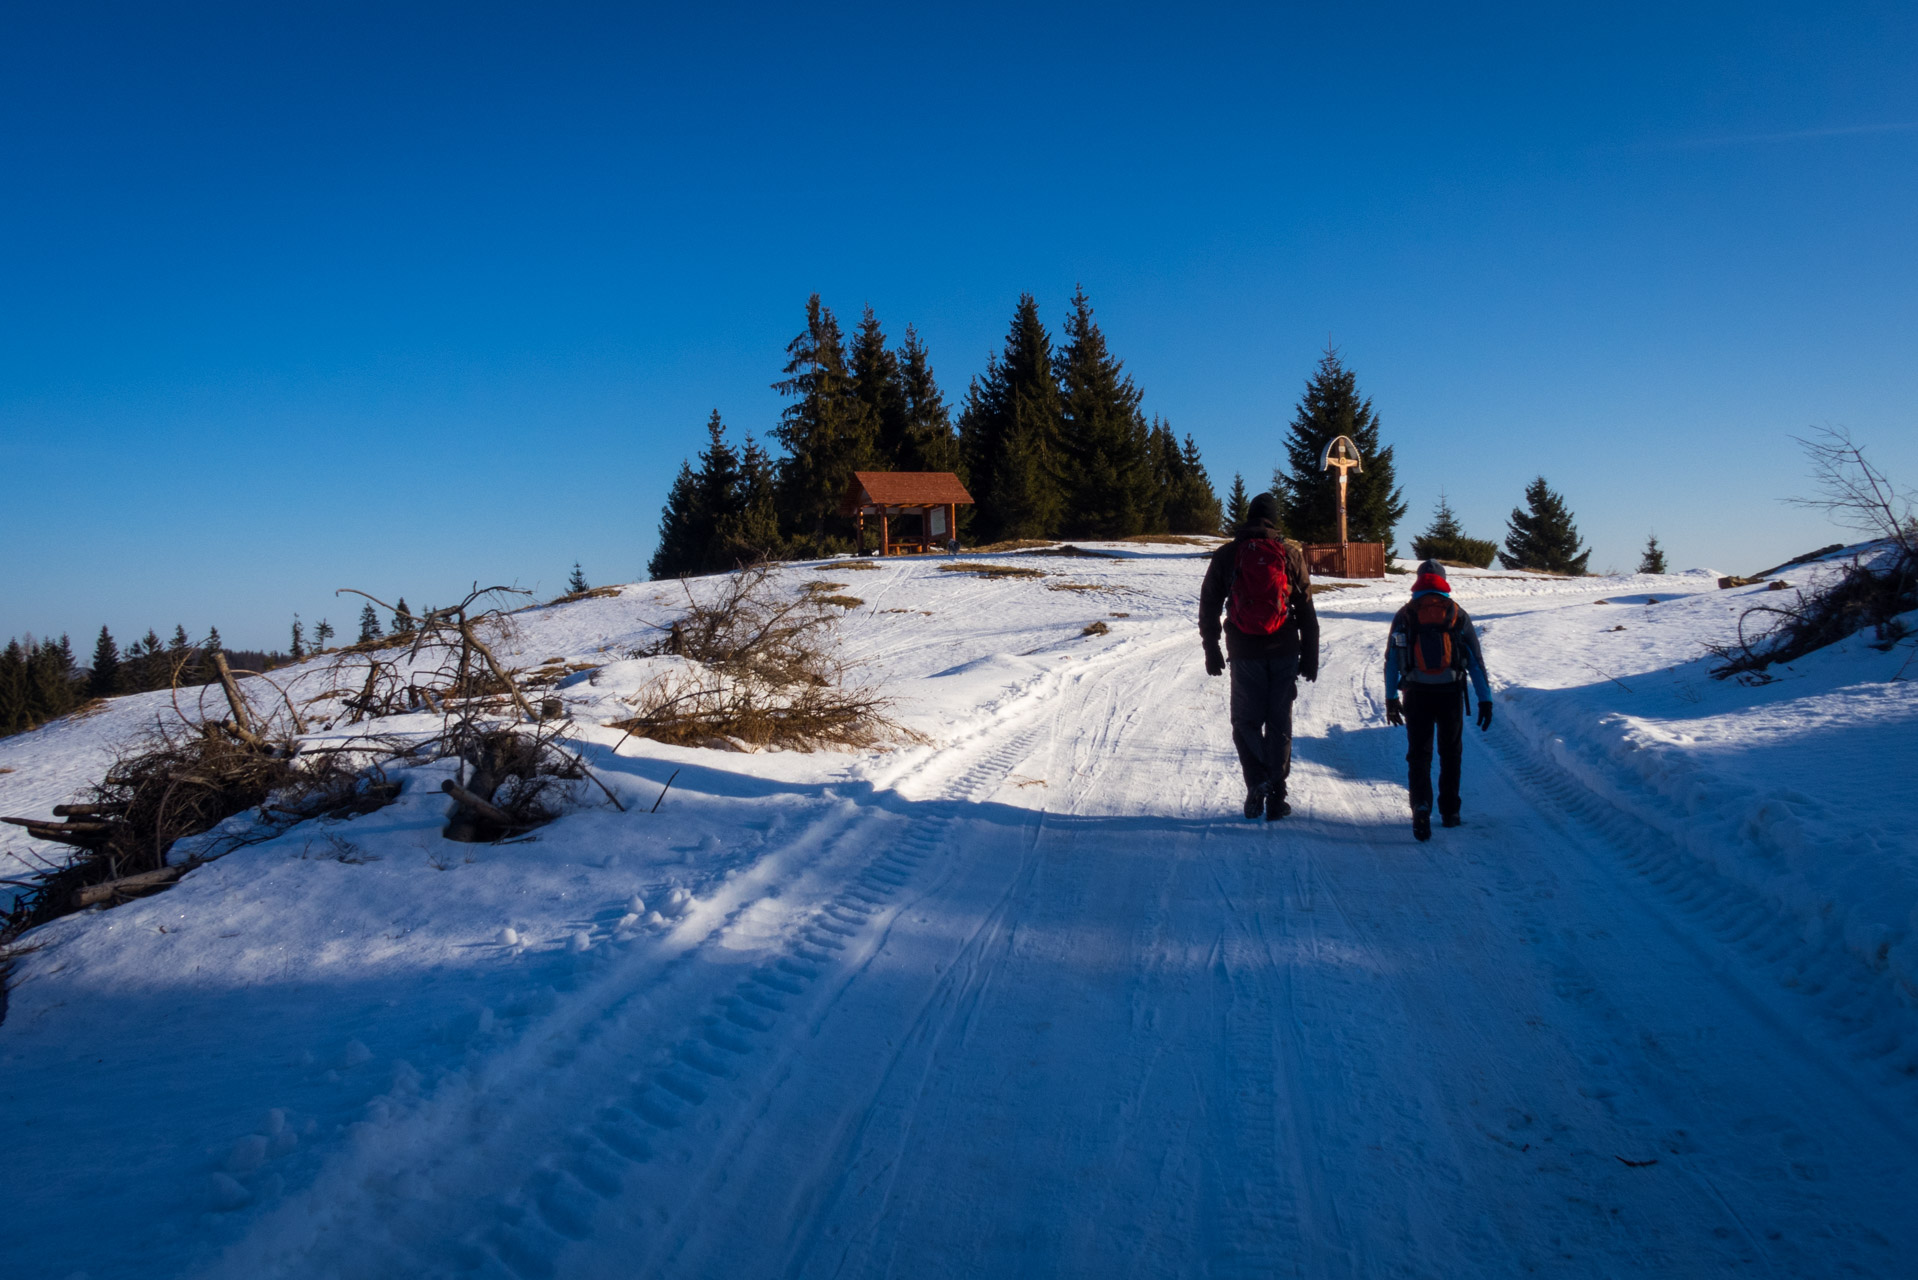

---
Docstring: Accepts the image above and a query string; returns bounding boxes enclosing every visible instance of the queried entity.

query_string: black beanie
[1246,492,1282,529]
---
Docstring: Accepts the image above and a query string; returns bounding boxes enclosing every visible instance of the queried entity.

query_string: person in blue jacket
[1384,559,1493,841]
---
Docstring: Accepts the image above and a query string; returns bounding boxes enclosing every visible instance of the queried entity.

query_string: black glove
[1385,697,1403,727]
[1299,661,1318,683]
[1477,699,1494,731]
[1203,641,1225,677]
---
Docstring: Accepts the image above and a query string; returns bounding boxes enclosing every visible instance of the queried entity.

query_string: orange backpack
[1408,595,1460,678]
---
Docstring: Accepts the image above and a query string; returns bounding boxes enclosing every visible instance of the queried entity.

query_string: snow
[2,545,1916,1278]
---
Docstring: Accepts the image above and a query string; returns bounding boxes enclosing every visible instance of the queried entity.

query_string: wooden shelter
[1303,542,1386,579]
[840,472,974,555]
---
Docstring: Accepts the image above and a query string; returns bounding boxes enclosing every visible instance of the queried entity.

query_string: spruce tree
[166,625,191,685]
[1638,533,1668,575]
[1141,419,1182,532]
[131,630,166,691]
[1162,433,1223,534]
[652,410,746,578]
[895,325,960,475]
[290,616,305,662]
[1411,494,1499,567]
[206,626,223,664]
[391,602,414,636]
[89,625,121,698]
[358,604,382,643]
[1273,349,1407,546]
[314,619,335,650]
[957,295,1066,543]
[0,640,25,735]
[1224,474,1251,533]
[848,306,907,468]
[27,635,78,724]
[568,563,589,594]
[1500,477,1592,574]
[718,436,783,565]
[771,296,876,548]
[1055,286,1151,539]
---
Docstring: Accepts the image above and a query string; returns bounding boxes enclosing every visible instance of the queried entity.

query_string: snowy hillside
[3,544,1916,1278]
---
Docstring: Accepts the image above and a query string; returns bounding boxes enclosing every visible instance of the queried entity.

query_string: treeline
[651,288,1221,578]
[0,621,299,740]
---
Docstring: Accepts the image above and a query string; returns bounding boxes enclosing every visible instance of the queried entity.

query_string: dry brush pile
[3,570,896,946]
[1,587,607,943]
[610,566,894,752]
[1710,431,1918,679]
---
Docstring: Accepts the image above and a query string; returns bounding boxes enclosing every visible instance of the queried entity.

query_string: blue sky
[3,2,1914,650]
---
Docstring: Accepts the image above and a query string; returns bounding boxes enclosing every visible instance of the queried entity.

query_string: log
[211,652,256,736]
[23,823,113,848]
[440,778,519,828]
[3,815,110,835]
[53,802,128,818]
[72,865,186,909]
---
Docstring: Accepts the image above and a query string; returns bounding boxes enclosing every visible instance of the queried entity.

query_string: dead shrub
[1711,431,1917,678]
[0,724,404,942]
[612,565,895,752]
[1081,621,1110,637]
[440,722,584,842]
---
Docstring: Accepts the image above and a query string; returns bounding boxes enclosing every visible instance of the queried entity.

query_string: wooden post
[880,511,890,556]
[856,512,866,556]
[947,503,956,551]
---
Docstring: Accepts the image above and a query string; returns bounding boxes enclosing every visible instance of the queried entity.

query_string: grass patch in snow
[939,563,1046,580]
[1081,621,1110,637]
[1016,544,1119,559]
[967,539,1058,553]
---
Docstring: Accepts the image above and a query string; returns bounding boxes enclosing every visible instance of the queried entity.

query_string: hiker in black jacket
[1384,559,1493,841]
[1199,493,1320,821]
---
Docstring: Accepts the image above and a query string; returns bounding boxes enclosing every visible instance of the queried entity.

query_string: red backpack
[1226,539,1291,634]
[1408,595,1460,677]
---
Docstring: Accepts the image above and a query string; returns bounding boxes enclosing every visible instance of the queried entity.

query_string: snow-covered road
[5,549,1916,1278]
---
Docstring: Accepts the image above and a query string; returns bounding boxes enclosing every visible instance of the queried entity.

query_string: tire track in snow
[201,640,1147,1279]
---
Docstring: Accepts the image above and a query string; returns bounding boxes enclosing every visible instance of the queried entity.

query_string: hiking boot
[1412,808,1432,841]
[1244,788,1265,820]
[1441,812,1462,828]
[1266,794,1292,821]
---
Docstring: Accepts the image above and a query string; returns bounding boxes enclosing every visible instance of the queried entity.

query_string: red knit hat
[1412,558,1452,594]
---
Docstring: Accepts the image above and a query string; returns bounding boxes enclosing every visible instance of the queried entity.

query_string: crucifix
[1317,434,1364,545]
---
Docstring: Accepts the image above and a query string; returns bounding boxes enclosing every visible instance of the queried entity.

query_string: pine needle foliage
[959,295,1067,543]
[772,295,877,549]
[1055,286,1152,539]
[1224,474,1251,533]
[1638,533,1668,574]
[1273,349,1406,546]
[1500,476,1591,574]
[651,411,781,578]
[1411,494,1499,567]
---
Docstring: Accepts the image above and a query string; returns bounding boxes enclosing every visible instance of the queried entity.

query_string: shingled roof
[841,471,975,512]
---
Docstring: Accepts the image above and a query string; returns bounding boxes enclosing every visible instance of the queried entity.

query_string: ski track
[22,560,1918,1279]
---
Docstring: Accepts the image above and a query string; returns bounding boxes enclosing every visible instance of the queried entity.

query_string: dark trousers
[1229,654,1299,797]
[1403,680,1465,816]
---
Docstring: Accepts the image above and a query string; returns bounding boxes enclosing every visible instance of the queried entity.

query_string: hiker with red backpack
[1384,558,1493,841]
[1199,492,1320,821]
